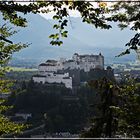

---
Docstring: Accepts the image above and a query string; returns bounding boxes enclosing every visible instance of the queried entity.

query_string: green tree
[117,79,140,137]
[81,77,140,138]
[82,78,119,138]
[0,23,28,136]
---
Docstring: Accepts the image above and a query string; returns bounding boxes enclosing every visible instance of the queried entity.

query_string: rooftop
[33,74,46,77]
[46,60,57,63]
[39,63,47,66]
[39,63,56,66]
[63,77,71,79]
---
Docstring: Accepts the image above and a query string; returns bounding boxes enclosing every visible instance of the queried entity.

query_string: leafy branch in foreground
[0,115,25,137]
[116,33,140,57]
[0,1,112,46]
[0,1,139,49]
[0,23,28,137]
[107,1,140,56]
[49,7,68,46]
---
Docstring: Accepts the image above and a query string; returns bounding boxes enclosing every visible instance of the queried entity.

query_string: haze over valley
[10,13,137,65]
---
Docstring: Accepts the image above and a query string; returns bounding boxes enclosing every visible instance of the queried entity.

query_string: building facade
[135,48,140,64]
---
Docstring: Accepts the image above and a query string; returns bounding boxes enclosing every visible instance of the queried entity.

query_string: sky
[38,2,139,33]
[39,2,109,19]
[15,1,112,19]
[39,10,80,19]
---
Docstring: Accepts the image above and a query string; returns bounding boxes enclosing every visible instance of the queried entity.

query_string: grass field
[9,67,38,72]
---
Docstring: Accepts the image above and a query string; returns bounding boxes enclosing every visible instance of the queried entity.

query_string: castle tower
[72,53,79,61]
[99,52,104,69]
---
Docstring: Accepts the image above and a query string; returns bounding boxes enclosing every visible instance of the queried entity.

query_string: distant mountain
[9,13,137,64]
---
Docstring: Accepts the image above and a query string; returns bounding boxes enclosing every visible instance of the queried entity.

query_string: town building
[15,113,32,120]
[135,48,140,64]
[0,93,11,99]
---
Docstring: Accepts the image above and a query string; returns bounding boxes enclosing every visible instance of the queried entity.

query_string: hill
[10,13,137,64]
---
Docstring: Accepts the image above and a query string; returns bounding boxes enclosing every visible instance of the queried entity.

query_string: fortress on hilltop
[32,53,104,89]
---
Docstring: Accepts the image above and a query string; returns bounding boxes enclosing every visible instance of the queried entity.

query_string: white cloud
[39,2,114,20]
[40,10,80,20]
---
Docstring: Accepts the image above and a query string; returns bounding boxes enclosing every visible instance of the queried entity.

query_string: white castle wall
[38,53,104,73]
[46,75,72,89]
[63,61,79,70]
[33,76,46,84]
[33,72,72,89]
[67,53,104,71]
[39,65,58,72]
